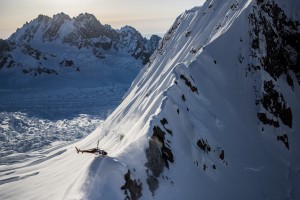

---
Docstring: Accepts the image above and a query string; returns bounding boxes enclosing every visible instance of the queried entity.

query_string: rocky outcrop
[249,0,300,83]
[0,39,15,69]
[121,170,143,200]
[249,0,299,149]
[145,126,174,195]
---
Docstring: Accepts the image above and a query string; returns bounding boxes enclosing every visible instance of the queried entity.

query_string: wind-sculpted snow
[0,0,300,199]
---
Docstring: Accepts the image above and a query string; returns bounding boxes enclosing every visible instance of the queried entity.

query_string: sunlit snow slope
[1,0,300,199]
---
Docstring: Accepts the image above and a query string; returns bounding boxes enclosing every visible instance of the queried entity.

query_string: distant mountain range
[0,13,160,85]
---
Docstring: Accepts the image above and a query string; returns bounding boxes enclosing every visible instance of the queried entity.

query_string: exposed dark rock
[160,118,173,135]
[0,40,14,69]
[21,44,44,60]
[145,139,165,177]
[251,37,260,49]
[190,48,199,54]
[22,67,58,75]
[74,13,106,39]
[182,94,186,101]
[230,2,239,10]
[165,128,173,135]
[258,80,292,128]
[59,59,75,67]
[0,39,12,53]
[145,139,164,196]
[161,145,174,165]
[160,118,168,126]
[0,54,14,69]
[145,126,174,195]
[219,150,225,160]
[7,59,14,68]
[94,40,112,50]
[0,56,8,69]
[197,139,211,154]
[257,113,279,127]
[249,0,300,84]
[121,170,143,200]
[286,73,294,90]
[185,31,191,37]
[250,1,297,131]
[180,74,198,93]
[248,2,299,143]
[131,48,151,65]
[146,174,158,196]
[238,54,244,63]
[152,126,174,164]
[37,14,51,23]
[277,134,289,150]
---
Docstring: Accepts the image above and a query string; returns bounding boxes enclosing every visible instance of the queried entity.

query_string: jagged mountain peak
[7,13,158,45]
[52,12,71,21]
[120,25,139,34]
[75,13,99,23]
[1,13,161,72]
[36,14,51,23]
[72,13,105,39]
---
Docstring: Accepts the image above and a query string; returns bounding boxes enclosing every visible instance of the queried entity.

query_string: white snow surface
[1,0,300,199]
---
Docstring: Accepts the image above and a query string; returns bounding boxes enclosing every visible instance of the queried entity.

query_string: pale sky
[0,0,205,39]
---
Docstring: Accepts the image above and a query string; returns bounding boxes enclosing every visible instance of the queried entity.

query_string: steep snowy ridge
[99,0,300,198]
[0,0,299,199]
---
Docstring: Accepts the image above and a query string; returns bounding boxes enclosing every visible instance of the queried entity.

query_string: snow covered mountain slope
[1,0,300,199]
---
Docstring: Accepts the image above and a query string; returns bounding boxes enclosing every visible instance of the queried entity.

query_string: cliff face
[248,0,300,139]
